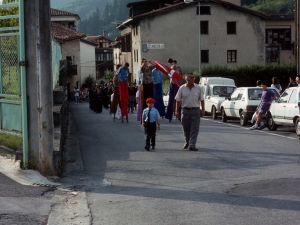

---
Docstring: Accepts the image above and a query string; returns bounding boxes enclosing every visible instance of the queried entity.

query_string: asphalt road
[67,102,300,225]
[0,172,56,225]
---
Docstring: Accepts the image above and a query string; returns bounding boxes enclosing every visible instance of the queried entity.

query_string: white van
[199,77,236,119]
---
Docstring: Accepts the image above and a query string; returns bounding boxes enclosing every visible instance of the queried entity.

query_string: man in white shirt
[175,73,205,151]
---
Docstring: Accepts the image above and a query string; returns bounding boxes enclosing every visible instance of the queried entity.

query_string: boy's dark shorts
[258,102,270,115]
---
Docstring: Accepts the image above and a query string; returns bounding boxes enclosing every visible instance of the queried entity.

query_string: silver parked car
[266,87,300,135]
[220,87,280,126]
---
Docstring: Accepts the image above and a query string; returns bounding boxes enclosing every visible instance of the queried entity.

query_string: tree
[244,0,294,14]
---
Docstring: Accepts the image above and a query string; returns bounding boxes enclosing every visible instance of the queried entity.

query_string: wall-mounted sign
[147,44,164,49]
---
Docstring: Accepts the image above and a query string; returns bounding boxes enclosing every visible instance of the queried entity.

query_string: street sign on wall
[147,44,164,49]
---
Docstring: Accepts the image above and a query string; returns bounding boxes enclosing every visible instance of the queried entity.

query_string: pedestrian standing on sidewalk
[128,82,137,113]
[175,73,205,151]
[296,75,300,114]
[287,76,297,88]
[250,81,276,130]
[74,86,79,104]
[142,98,161,151]
[270,77,282,93]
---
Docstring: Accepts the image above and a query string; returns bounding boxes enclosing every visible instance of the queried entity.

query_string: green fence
[51,36,62,89]
[0,0,28,167]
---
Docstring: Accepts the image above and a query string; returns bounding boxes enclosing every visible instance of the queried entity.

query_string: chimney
[102,30,106,37]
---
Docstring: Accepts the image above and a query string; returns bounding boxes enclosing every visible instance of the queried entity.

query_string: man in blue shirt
[142,98,161,151]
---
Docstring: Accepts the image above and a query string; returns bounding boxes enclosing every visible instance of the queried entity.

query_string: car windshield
[213,86,236,97]
[248,88,280,100]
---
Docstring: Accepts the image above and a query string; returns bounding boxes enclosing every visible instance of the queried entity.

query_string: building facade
[116,0,295,82]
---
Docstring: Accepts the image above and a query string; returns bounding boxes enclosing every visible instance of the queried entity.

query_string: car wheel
[212,106,217,120]
[239,110,247,126]
[267,112,278,131]
[295,117,300,136]
[221,108,227,122]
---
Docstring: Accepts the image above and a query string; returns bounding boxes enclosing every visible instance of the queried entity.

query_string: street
[1,102,300,225]
[61,102,300,224]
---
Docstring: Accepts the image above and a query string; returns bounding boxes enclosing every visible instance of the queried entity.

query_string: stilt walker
[116,63,130,123]
[111,65,121,122]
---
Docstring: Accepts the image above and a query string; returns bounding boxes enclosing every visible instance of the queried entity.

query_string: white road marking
[202,118,299,140]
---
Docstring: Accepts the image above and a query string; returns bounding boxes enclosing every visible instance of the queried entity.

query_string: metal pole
[198,1,201,76]
[19,0,28,168]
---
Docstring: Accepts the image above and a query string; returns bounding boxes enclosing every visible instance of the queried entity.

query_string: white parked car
[199,77,236,119]
[266,87,300,135]
[220,87,280,126]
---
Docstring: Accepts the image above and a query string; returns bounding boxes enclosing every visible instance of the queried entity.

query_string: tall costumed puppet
[149,59,185,122]
[116,63,130,123]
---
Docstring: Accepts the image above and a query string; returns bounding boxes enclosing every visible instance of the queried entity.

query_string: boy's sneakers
[258,124,266,130]
[249,124,258,130]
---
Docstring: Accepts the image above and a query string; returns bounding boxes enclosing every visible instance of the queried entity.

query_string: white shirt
[110,93,114,101]
[270,84,282,93]
[175,84,204,108]
[74,88,79,96]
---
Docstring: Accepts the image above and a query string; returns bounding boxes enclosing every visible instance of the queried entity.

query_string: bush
[84,74,95,87]
[201,62,296,88]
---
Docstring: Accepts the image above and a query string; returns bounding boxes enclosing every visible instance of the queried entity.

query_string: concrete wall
[25,0,56,175]
[79,41,96,85]
[265,20,295,64]
[130,2,265,78]
[61,39,80,89]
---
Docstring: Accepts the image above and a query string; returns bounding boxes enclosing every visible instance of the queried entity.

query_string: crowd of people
[74,58,200,151]
[75,59,300,150]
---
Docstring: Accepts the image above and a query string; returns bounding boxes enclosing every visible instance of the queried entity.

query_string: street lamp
[184,0,201,75]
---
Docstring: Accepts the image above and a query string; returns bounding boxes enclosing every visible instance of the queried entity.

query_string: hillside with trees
[52,0,293,39]
[244,0,294,14]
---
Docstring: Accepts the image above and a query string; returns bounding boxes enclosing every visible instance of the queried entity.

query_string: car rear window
[213,86,236,96]
[248,88,280,100]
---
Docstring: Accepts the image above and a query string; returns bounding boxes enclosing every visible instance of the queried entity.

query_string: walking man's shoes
[189,147,198,151]
[145,146,150,151]
[151,146,155,150]
[183,143,189,149]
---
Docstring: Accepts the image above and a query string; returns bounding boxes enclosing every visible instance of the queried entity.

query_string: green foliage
[162,80,169,94]
[0,1,19,29]
[201,63,296,88]
[59,0,140,38]
[0,133,22,150]
[103,69,114,80]
[84,74,95,87]
[244,0,294,14]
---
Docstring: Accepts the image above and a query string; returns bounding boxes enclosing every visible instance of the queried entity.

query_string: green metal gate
[0,0,28,167]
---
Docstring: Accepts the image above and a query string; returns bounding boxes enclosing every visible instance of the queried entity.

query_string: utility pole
[24,0,56,175]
